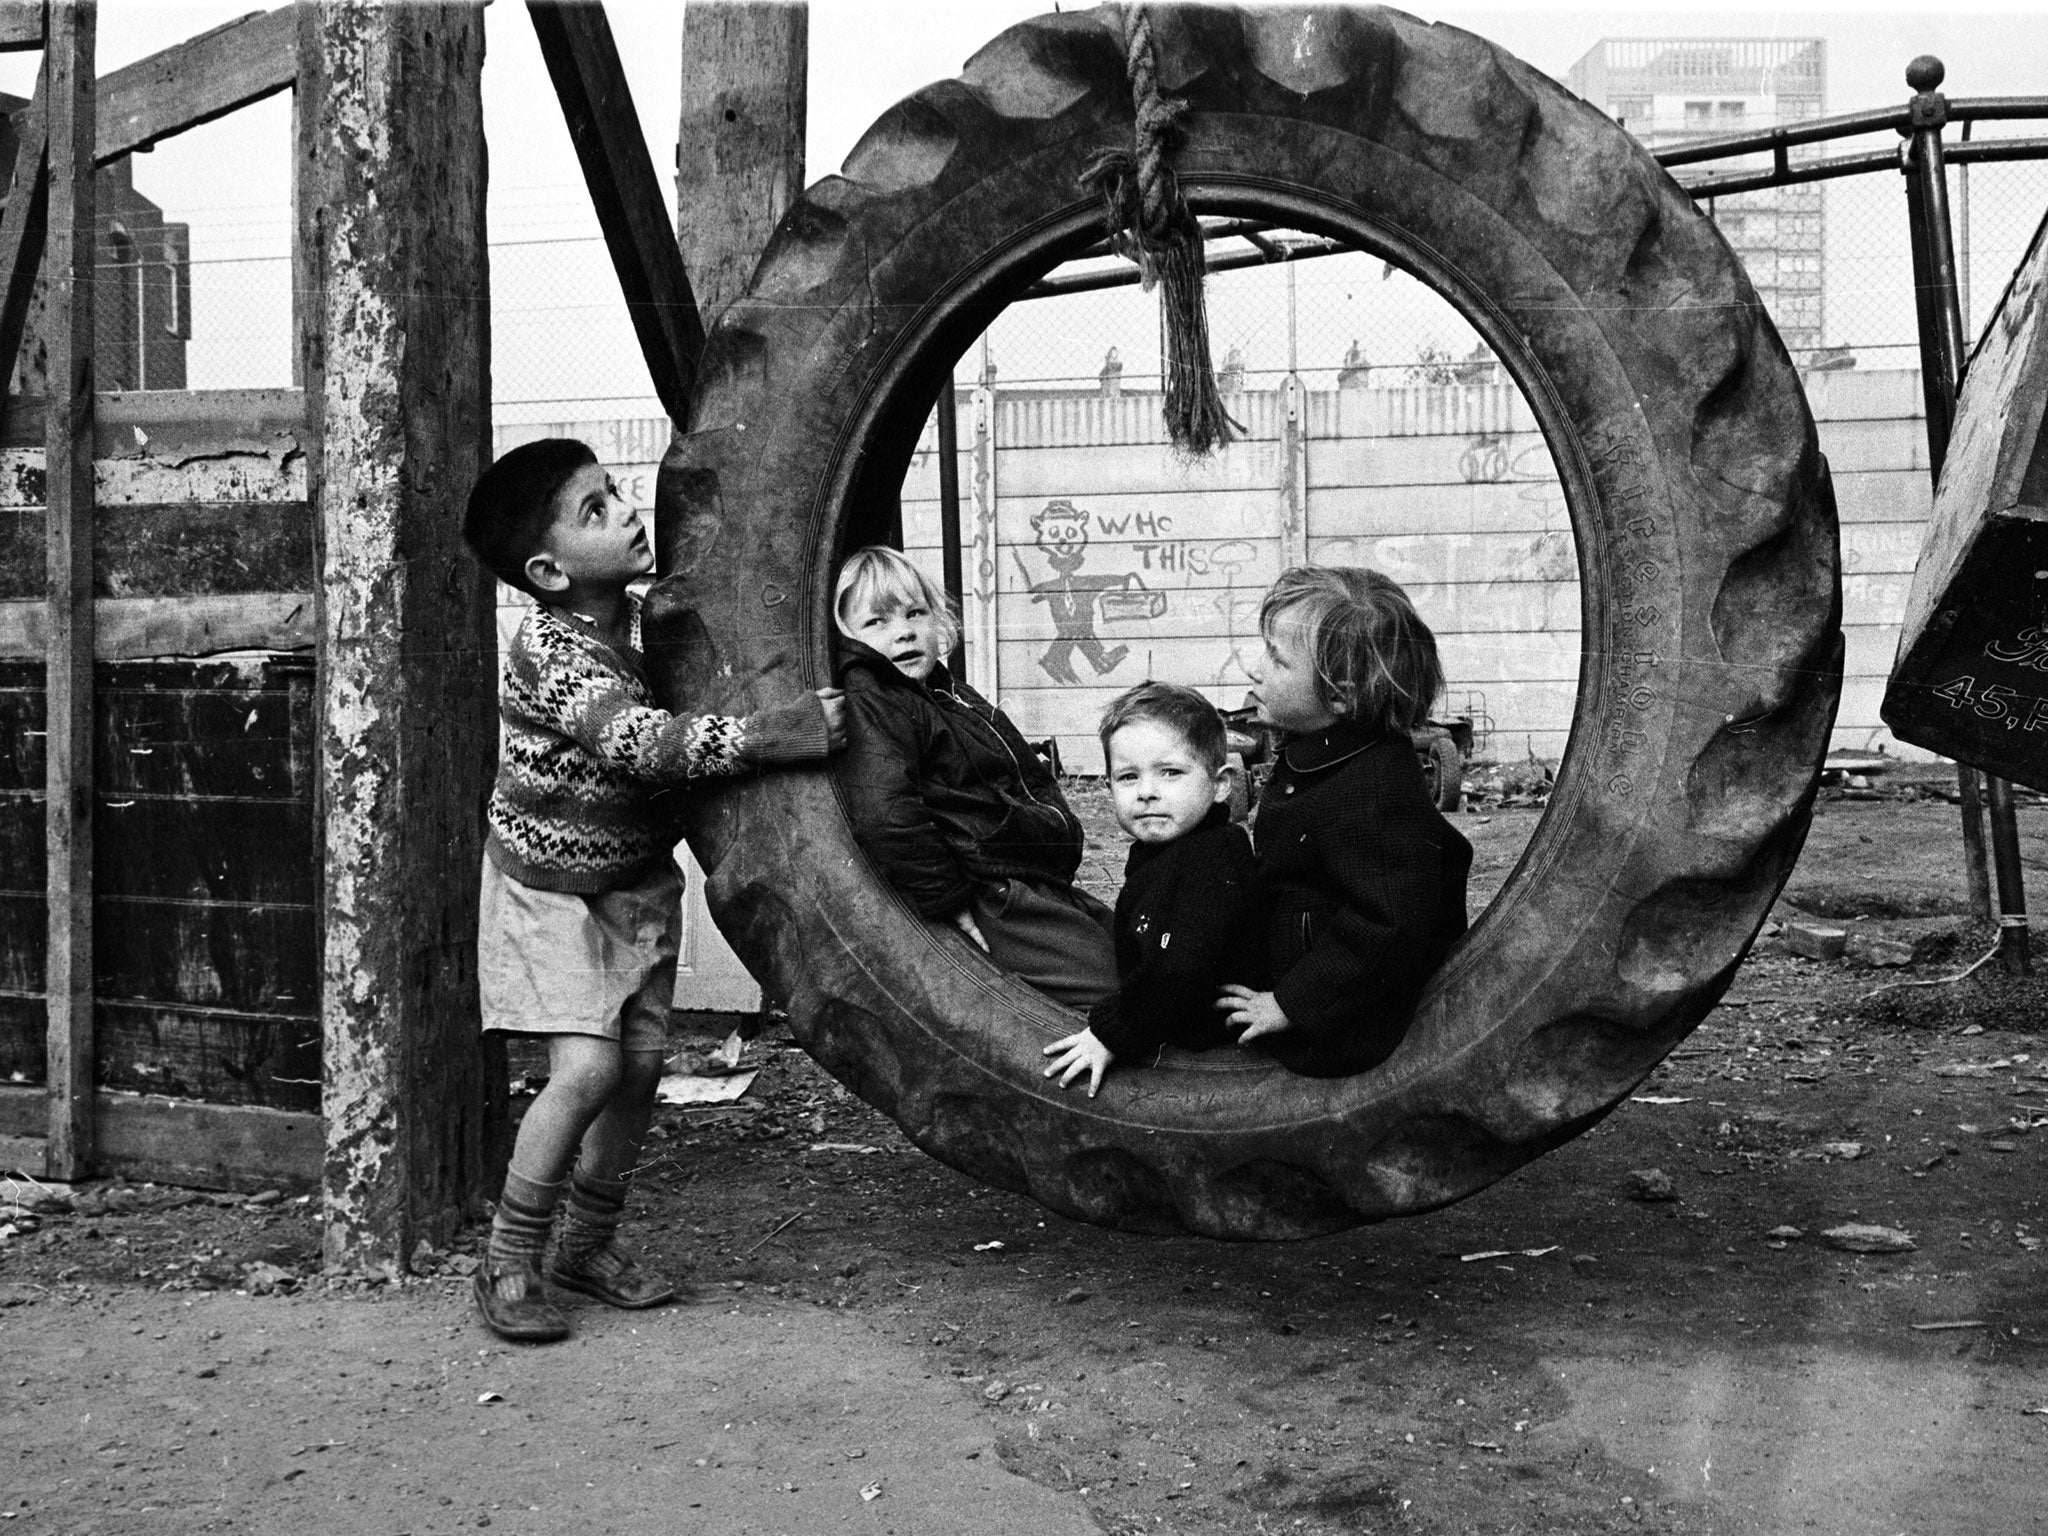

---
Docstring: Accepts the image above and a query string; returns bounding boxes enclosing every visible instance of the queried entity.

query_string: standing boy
[1042,682,1255,1096]
[462,438,845,1342]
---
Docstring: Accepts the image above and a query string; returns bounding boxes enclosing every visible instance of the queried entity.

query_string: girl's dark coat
[834,639,1084,919]
[1252,718,1472,1076]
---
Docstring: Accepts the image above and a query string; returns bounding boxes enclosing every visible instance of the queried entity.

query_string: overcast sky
[0,2,2041,410]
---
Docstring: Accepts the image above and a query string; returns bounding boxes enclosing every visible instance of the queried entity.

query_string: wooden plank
[0,4,43,53]
[98,1092,320,1188]
[0,591,313,659]
[95,7,295,163]
[0,648,319,1116]
[0,1081,43,1134]
[528,0,703,425]
[304,2,494,1266]
[677,1,806,320]
[0,385,309,451]
[0,996,43,1084]
[97,799,316,904]
[1,884,316,998]
[0,1083,320,1190]
[291,3,314,393]
[0,74,47,401]
[97,903,316,1014]
[1883,212,2048,788]
[0,456,309,507]
[97,999,320,1112]
[0,649,312,794]
[0,501,313,598]
[0,992,320,1111]
[42,0,93,1183]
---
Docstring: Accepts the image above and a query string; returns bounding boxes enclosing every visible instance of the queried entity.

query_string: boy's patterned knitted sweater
[487,599,827,894]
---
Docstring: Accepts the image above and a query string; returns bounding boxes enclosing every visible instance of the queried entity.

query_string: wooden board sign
[1884,211,2048,787]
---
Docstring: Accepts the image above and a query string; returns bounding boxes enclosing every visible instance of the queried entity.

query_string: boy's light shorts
[478,855,682,1053]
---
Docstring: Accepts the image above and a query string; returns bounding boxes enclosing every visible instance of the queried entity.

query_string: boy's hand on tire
[1216,984,1291,1044]
[1043,1029,1113,1097]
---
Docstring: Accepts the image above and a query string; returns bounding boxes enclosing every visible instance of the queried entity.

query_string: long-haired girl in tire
[1216,566,1472,1076]
[833,546,1118,1009]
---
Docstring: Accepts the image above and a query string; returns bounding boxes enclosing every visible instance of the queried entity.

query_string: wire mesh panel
[897,244,1576,767]
[472,106,2046,767]
[491,236,664,426]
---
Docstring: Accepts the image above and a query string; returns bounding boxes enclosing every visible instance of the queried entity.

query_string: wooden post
[0,75,47,393]
[301,0,495,1269]
[42,0,93,1182]
[0,4,43,51]
[676,1,806,321]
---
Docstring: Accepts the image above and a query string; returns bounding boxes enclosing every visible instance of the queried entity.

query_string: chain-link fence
[906,142,2039,765]
[155,156,2048,403]
[160,147,2046,427]
[145,100,2046,768]
[961,158,2048,394]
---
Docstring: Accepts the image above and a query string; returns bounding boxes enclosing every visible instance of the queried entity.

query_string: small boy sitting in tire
[1041,683,1256,1096]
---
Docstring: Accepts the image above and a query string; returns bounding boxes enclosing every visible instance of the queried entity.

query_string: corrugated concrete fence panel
[1308,382,1575,760]
[980,393,1289,756]
[724,363,1937,770]
[1805,370,1932,753]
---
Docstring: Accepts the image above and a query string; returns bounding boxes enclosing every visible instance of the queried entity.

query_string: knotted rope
[1078,5,1235,456]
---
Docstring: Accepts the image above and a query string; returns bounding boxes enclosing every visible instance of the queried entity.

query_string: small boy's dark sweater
[1087,805,1254,1062]
[1253,719,1472,1077]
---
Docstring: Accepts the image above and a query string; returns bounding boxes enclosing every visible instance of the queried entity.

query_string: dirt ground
[9,766,2048,1534]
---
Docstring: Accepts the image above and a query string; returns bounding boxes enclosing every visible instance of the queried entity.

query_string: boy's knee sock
[487,1166,564,1273]
[555,1167,632,1269]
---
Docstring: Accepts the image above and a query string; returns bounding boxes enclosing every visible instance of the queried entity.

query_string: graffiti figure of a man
[1023,499,1137,687]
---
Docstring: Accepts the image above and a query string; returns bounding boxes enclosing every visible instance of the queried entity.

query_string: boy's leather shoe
[549,1243,678,1309]
[473,1262,571,1342]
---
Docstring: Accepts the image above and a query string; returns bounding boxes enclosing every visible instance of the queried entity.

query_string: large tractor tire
[644,4,1840,1239]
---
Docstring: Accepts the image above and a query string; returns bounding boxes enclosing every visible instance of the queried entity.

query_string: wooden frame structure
[0,0,492,1268]
[2,0,803,1266]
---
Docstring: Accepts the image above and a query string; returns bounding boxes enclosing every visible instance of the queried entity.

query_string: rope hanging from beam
[1078,4,1236,455]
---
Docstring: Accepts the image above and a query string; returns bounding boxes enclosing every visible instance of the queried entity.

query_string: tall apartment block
[1567,39,1826,356]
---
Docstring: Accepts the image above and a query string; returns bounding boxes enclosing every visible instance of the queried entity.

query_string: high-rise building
[1568,39,1826,355]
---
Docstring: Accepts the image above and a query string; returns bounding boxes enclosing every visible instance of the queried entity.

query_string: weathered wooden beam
[528,0,703,425]
[0,453,306,506]
[0,995,321,1111]
[0,590,312,658]
[42,0,93,1183]
[1884,211,2048,789]
[1,650,318,1116]
[677,1,806,320]
[96,7,295,164]
[302,2,494,1270]
[0,3,43,53]
[0,1084,321,1192]
[0,501,311,598]
[0,76,48,400]
[0,385,308,451]
[28,1000,317,1107]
